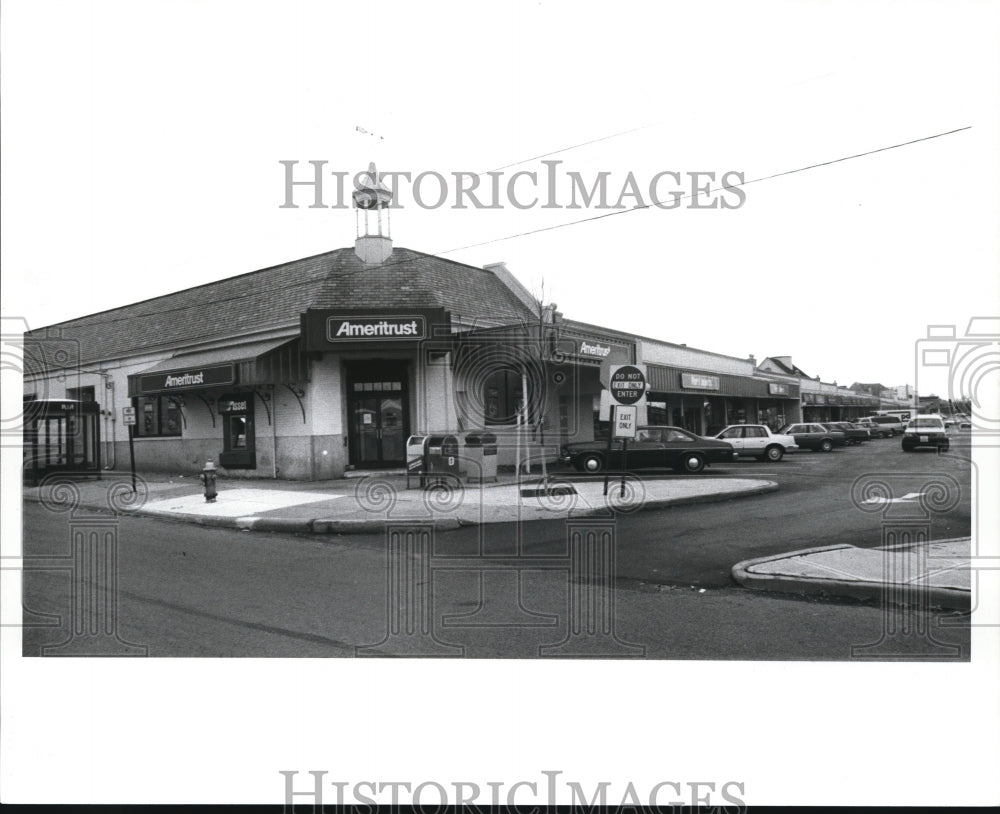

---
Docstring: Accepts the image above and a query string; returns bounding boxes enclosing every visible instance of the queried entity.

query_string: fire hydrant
[200,460,218,503]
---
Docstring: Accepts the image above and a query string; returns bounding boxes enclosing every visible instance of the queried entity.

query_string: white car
[711,424,799,461]
[901,415,950,452]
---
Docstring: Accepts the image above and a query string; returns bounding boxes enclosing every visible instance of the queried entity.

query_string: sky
[3,1,998,392]
[2,0,999,806]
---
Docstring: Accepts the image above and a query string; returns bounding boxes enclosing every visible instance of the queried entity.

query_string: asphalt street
[20,436,972,659]
[407,436,973,588]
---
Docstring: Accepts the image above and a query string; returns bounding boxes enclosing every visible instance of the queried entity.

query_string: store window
[67,386,96,402]
[134,395,182,437]
[484,368,526,426]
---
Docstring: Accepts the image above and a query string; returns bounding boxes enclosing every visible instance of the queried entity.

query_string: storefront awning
[128,337,307,397]
[646,365,801,399]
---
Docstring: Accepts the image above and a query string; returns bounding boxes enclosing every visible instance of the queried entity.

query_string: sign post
[604,365,646,497]
[122,406,137,491]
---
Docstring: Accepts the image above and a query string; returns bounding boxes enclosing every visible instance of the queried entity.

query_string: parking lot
[483,428,976,589]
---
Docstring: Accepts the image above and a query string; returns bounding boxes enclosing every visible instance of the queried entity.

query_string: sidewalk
[732,537,971,610]
[21,466,778,533]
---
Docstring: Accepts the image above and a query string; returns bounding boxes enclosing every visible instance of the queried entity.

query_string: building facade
[22,167,919,480]
[640,344,801,435]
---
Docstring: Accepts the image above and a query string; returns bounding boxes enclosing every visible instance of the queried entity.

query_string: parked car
[855,417,888,438]
[863,415,904,436]
[560,425,737,474]
[901,415,950,452]
[822,421,870,445]
[710,424,799,461]
[777,423,847,452]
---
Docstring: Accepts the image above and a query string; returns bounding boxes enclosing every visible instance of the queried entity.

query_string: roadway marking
[861,491,927,505]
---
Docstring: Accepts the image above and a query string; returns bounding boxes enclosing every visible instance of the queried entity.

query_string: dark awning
[646,365,801,399]
[128,337,307,397]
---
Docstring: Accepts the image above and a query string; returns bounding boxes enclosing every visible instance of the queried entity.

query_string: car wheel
[765,445,784,462]
[819,439,834,452]
[580,453,604,473]
[680,453,706,474]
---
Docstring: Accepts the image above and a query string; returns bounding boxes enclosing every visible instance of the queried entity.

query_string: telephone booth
[23,399,102,485]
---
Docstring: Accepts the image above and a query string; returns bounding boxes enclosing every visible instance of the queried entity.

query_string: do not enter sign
[609,365,646,405]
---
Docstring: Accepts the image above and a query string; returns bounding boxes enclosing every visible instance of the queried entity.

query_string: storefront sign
[301,308,449,351]
[681,373,720,391]
[139,364,235,394]
[768,383,789,396]
[327,315,426,342]
[578,340,612,358]
[218,397,249,413]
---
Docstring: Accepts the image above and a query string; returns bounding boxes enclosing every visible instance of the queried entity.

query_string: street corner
[731,541,972,610]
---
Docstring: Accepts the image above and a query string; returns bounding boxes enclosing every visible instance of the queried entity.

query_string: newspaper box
[464,432,498,483]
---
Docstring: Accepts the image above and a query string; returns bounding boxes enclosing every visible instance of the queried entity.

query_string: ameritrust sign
[327,315,424,341]
[138,363,236,394]
[301,307,450,350]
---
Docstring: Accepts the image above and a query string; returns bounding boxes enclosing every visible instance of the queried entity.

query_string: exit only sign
[613,405,637,438]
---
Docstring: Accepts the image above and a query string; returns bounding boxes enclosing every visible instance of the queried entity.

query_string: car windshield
[910,418,944,429]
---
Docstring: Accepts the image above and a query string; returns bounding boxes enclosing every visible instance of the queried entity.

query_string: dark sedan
[822,421,870,445]
[778,422,847,452]
[560,425,737,474]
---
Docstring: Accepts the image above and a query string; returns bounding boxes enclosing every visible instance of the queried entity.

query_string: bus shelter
[23,399,102,485]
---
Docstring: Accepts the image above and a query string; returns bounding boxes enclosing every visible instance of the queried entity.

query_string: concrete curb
[310,517,462,534]
[22,479,778,535]
[731,543,971,610]
[636,481,779,510]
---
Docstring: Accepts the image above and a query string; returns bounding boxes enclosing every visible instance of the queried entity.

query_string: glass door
[351,396,406,466]
[347,366,409,468]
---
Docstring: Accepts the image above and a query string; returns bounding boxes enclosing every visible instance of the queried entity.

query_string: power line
[439,125,972,255]
[486,122,661,172]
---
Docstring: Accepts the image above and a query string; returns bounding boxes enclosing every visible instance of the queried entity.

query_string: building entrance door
[347,364,409,469]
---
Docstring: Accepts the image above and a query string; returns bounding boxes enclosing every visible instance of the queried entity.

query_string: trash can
[426,434,461,478]
[406,434,427,488]
[465,432,498,483]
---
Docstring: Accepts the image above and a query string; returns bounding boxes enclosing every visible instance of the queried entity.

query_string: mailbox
[426,434,460,477]
[406,434,427,488]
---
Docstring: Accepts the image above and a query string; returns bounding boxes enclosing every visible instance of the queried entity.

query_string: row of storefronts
[21,168,914,480]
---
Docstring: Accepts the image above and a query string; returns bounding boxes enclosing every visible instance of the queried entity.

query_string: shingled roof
[25,247,539,366]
